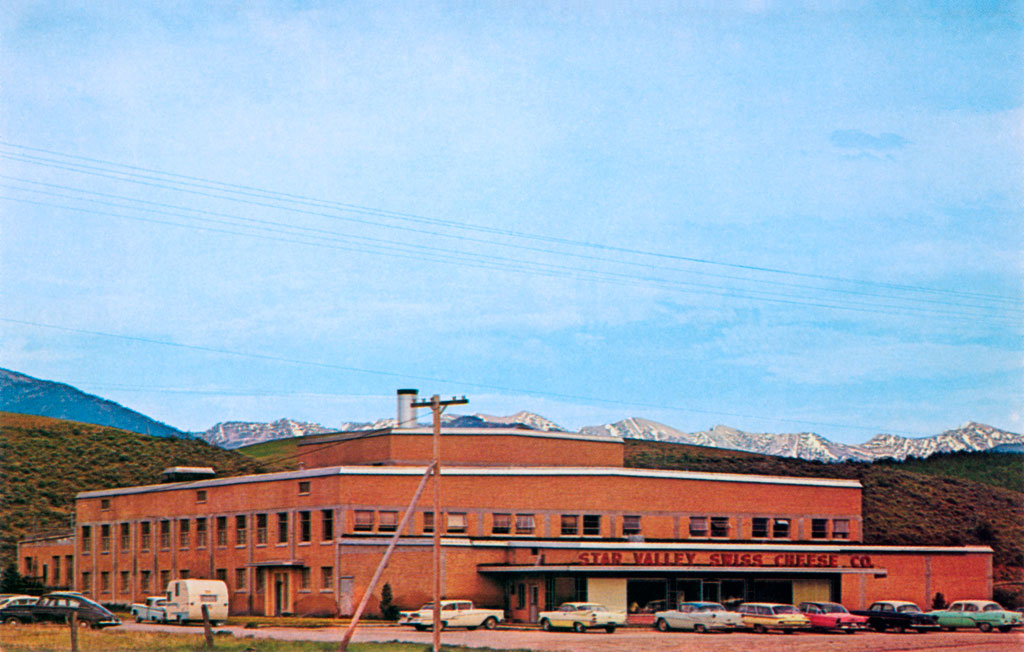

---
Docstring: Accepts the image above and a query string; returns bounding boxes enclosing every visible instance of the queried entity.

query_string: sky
[1,1,1021,443]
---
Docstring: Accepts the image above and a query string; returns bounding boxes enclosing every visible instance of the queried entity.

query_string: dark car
[850,600,939,633]
[1,592,120,629]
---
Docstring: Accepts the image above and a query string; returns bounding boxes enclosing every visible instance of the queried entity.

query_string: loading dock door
[793,579,831,604]
[587,578,627,613]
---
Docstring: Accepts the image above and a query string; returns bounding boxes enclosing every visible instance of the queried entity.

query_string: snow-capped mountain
[580,419,1023,462]
[201,419,335,448]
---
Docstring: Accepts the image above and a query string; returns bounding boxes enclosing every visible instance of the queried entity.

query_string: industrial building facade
[20,391,993,619]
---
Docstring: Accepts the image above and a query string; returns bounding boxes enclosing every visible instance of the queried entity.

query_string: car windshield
[897,605,922,613]
[699,605,725,612]
[820,603,848,613]
[772,606,800,614]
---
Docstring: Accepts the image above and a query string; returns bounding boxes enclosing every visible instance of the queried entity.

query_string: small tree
[380,583,400,621]
[932,592,947,610]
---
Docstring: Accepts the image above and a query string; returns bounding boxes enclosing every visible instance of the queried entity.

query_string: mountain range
[3,368,1021,462]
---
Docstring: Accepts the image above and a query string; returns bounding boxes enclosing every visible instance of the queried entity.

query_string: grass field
[0,624,524,652]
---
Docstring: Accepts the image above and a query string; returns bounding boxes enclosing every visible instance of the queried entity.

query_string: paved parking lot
[123,622,1024,652]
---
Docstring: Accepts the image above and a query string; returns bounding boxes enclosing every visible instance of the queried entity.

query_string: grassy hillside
[872,450,1024,493]
[0,412,279,568]
[625,439,1024,567]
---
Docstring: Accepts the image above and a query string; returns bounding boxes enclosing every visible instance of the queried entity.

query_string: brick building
[20,390,992,618]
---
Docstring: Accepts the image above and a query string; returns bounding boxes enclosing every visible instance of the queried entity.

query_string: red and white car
[798,601,868,632]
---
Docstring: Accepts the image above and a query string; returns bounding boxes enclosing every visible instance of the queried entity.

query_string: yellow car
[736,602,811,633]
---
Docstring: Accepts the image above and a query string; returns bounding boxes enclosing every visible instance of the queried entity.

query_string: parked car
[736,602,811,633]
[653,601,743,632]
[1,592,120,629]
[130,596,170,623]
[398,600,503,631]
[538,602,627,633]
[851,600,939,633]
[798,601,868,633]
[0,595,37,611]
[928,600,1024,633]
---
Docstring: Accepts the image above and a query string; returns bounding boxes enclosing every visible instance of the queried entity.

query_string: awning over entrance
[247,560,306,567]
[478,564,887,577]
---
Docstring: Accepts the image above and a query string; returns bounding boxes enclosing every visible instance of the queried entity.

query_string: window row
[688,516,850,540]
[80,565,337,595]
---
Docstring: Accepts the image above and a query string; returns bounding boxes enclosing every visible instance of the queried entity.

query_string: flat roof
[77,464,861,499]
[297,427,625,446]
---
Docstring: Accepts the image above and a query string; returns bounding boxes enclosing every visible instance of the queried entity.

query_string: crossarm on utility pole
[338,461,437,652]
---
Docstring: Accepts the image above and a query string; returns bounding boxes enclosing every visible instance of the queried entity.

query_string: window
[446,512,467,533]
[52,556,61,582]
[299,511,312,542]
[235,568,247,590]
[120,570,130,593]
[515,514,535,535]
[256,514,268,545]
[321,566,333,590]
[773,518,790,538]
[276,513,287,544]
[179,519,190,549]
[196,517,208,548]
[321,509,334,540]
[689,517,709,537]
[354,510,375,531]
[217,516,228,546]
[751,517,769,538]
[492,513,512,534]
[141,570,151,592]
[256,569,265,593]
[81,526,92,552]
[300,567,311,590]
[196,490,207,503]
[516,583,526,609]
[100,571,110,593]
[622,515,642,536]
[379,511,398,532]
[180,569,190,579]
[236,515,248,546]
[811,519,829,539]
[160,570,170,590]
[65,556,73,585]
[160,520,171,549]
[100,524,111,552]
[833,519,850,539]
[561,515,578,536]
[82,571,92,593]
[298,480,311,495]
[213,568,226,583]
[710,517,730,538]
[120,523,131,551]
[140,521,151,551]
[101,498,111,510]
[583,514,601,536]
[422,511,434,533]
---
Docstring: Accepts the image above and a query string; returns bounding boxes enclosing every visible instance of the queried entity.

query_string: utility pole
[412,394,468,652]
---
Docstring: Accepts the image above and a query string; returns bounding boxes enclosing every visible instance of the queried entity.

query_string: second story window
[236,515,248,546]
[710,517,730,538]
[101,498,111,510]
[560,515,578,536]
[354,510,374,532]
[179,519,190,549]
[196,517,208,548]
[833,519,850,539]
[100,524,111,552]
[422,511,434,533]
[120,523,131,551]
[622,515,642,536]
[811,519,829,539]
[196,490,207,503]
[299,511,312,542]
[160,520,171,549]
[216,516,228,546]
[772,518,790,539]
[689,517,709,538]
[583,514,601,536]
[321,509,334,540]
[446,512,467,533]
[276,513,288,544]
[81,525,92,553]
[298,481,311,495]
[379,511,398,532]
[752,517,769,538]
[515,513,535,535]
[140,521,151,551]
[256,514,268,545]
[492,513,512,535]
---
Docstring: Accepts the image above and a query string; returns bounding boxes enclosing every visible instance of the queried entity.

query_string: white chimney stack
[396,389,419,428]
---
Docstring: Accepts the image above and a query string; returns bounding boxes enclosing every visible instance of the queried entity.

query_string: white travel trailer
[163,579,229,624]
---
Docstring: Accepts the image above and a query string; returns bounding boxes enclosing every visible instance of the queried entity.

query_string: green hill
[624,439,1024,567]
[0,412,278,568]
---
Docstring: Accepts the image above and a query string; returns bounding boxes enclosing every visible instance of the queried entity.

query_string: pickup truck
[399,600,503,631]
[538,602,627,633]
[130,596,170,623]
[851,600,939,633]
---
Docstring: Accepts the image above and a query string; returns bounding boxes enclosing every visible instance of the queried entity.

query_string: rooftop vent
[160,466,216,483]
[397,388,419,428]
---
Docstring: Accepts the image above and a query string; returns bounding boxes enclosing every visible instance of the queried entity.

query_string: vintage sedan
[1,592,120,629]
[928,600,1023,633]
[736,602,811,633]
[798,601,868,632]
[0,595,37,612]
[398,600,503,631]
[538,602,626,633]
[653,601,743,632]
[851,600,939,632]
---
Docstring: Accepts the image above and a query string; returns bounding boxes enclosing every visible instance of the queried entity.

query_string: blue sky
[1,1,1020,441]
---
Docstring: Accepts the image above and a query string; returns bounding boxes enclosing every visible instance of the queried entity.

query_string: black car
[850,600,939,633]
[1,592,121,629]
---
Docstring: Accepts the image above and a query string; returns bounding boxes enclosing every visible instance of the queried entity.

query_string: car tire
[413,624,426,631]
[694,623,707,633]
[135,615,143,623]
[655,618,670,632]
[467,626,478,631]
[783,628,795,634]
[482,616,498,630]
[998,625,1013,633]
[894,625,906,633]
[978,622,993,633]
[753,624,766,634]
[573,621,586,633]
[540,618,552,632]
[4,617,22,625]
[872,623,886,632]
[605,625,616,633]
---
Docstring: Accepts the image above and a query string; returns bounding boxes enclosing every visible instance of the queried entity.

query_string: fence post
[69,611,79,652]
[202,603,214,650]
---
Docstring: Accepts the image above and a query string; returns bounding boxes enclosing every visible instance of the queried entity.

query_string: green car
[928,600,1023,633]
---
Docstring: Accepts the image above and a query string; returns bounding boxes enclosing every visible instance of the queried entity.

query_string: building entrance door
[701,581,720,603]
[529,583,540,622]
[273,572,289,616]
